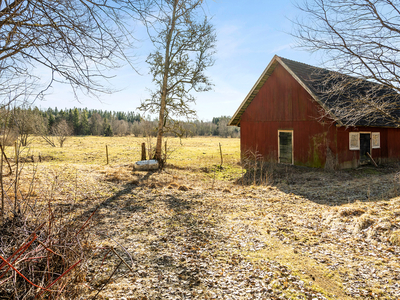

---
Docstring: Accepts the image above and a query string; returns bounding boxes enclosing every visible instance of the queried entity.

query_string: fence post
[219,143,223,168]
[141,143,146,161]
[106,145,109,165]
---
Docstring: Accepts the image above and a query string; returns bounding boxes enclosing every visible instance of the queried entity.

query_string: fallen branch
[102,233,134,270]
[111,247,134,273]
[90,260,123,300]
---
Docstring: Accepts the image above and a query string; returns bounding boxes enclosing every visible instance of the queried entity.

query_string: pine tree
[72,108,80,135]
[80,110,90,135]
[48,113,55,130]
[103,118,113,136]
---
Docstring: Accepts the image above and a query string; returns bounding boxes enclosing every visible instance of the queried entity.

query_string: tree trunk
[154,0,179,164]
[154,101,166,161]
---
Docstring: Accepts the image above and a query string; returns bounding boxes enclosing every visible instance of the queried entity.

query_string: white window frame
[278,130,294,164]
[349,132,360,150]
[372,132,380,149]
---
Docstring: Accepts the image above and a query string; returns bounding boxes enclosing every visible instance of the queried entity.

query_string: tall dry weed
[240,149,276,186]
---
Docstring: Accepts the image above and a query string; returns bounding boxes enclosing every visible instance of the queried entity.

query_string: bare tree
[139,0,216,165]
[112,119,129,135]
[130,121,142,136]
[11,106,43,146]
[0,0,151,102]
[0,0,154,148]
[293,0,400,127]
[52,119,73,147]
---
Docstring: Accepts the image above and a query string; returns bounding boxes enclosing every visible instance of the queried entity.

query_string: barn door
[279,130,293,164]
[360,133,371,164]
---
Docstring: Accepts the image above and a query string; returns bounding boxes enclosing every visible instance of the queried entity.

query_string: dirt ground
[62,163,400,300]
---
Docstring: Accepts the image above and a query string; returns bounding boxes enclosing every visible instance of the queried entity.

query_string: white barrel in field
[134,159,159,170]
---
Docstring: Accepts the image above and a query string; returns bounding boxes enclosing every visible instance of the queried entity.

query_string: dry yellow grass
[3,135,400,299]
[1,136,242,193]
[11,135,239,166]
[390,230,400,246]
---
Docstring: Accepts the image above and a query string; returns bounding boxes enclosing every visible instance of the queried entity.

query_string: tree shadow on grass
[76,171,226,298]
[238,163,400,206]
[69,166,348,299]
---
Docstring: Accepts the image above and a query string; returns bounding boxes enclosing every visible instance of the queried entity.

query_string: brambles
[0,214,90,299]
[0,162,104,299]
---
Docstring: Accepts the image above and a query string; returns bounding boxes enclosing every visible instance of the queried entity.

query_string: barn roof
[229,55,400,127]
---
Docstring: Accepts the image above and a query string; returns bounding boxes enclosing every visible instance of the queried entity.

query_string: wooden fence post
[141,143,146,161]
[219,143,223,168]
[106,145,109,165]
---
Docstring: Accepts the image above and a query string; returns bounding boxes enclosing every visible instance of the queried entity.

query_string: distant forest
[3,107,240,146]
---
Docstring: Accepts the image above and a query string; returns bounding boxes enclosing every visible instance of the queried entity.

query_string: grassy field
[19,135,240,167]
[2,135,400,299]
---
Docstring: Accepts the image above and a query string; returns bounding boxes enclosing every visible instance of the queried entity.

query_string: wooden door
[279,131,293,164]
[360,133,371,164]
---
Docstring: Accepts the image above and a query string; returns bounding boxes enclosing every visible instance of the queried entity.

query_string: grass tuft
[178,185,189,191]
[389,230,400,246]
[354,214,375,232]
[339,207,366,217]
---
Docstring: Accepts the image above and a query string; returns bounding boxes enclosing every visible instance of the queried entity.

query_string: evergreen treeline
[44,107,141,137]
[4,107,240,145]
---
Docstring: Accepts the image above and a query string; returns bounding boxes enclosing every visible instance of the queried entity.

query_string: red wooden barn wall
[240,63,400,168]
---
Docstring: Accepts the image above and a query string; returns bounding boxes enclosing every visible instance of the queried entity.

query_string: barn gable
[228,55,332,127]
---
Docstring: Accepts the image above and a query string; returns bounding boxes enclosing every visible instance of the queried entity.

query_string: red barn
[229,55,400,169]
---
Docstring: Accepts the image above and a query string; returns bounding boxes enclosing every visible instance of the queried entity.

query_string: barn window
[372,132,380,149]
[349,132,360,150]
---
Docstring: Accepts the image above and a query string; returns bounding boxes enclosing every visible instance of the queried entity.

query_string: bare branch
[293,0,400,127]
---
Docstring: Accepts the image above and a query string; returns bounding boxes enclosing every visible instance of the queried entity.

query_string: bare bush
[0,129,18,147]
[52,120,73,147]
[0,211,94,299]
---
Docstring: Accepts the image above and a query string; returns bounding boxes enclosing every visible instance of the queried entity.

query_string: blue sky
[38,0,320,121]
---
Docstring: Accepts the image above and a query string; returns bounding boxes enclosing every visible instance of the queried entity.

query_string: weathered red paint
[240,64,400,168]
